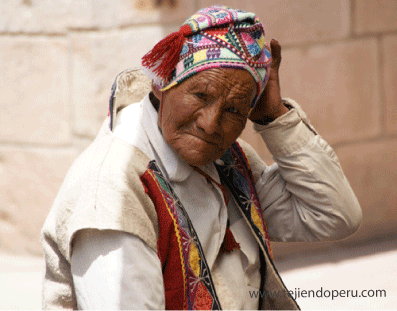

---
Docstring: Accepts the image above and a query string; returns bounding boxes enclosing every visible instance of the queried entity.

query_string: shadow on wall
[272,233,397,271]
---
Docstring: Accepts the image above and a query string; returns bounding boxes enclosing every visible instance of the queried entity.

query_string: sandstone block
[0,1,90,33]
[0,38,71,145]
[92,0,196,29]
[0,1,194,34]
[382,34,397,134]
[71,26,165,137]
[0,147,77,255]
[199,0,350,44]
[334,139,397,241]
[354,0,397,34]
[279,39,380,145]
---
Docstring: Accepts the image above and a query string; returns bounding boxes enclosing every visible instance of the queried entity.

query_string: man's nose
[195,104,223,136]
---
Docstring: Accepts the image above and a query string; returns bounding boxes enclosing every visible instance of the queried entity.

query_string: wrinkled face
[153,68,257,167]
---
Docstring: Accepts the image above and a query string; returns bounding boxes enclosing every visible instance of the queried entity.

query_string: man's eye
[195,92,206,100]
[226,106,238,114]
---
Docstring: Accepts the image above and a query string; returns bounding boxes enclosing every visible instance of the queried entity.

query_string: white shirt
[71,94,362,309]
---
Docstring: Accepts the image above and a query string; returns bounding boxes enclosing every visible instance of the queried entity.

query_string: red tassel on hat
[142,24,193,84]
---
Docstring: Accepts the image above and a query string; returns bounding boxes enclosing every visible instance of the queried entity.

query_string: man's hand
[249,39,289,124]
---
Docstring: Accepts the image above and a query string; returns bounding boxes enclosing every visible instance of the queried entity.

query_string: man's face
[154,68,257,167]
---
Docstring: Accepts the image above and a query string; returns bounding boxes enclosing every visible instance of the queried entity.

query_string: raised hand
[249,39,289,124]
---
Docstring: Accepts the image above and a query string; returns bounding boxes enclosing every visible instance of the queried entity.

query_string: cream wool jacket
[41,69,362,309]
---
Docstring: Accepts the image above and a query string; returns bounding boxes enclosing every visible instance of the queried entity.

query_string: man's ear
[151,81,163,125]
[151,81,162,100]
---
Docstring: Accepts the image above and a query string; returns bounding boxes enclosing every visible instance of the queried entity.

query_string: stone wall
[1,0,396,257]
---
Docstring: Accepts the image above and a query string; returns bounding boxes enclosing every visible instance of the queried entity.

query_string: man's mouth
[187,133,222,146]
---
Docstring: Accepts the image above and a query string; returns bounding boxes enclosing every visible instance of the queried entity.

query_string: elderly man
[41,5,362,310]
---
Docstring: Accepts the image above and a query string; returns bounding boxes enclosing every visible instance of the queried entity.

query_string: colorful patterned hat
[141,5,272,107]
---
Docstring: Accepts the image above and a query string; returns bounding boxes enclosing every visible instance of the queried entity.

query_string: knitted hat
[141,5,272,107]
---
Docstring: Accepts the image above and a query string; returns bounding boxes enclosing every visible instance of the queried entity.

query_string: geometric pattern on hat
[142,5,272,108]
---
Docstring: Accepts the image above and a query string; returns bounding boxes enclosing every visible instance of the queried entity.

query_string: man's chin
[180,150,223,167]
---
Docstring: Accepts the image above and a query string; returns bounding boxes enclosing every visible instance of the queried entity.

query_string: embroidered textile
[140,141,272,309]
[141,161,221,310]
[217,142,273,258]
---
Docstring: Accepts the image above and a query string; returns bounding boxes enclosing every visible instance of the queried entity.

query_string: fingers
[270,39,282,70]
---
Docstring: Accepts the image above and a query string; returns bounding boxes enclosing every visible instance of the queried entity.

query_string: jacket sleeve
[71,229,165,310]
[241,98,362,242]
